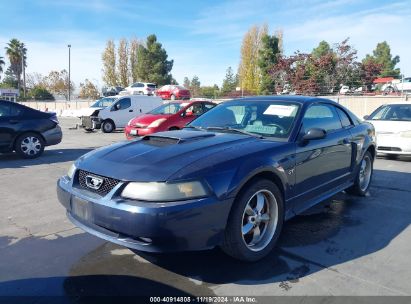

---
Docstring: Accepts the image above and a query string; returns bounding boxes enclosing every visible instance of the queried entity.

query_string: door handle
[9,119,19,124]
[129,109,133,112]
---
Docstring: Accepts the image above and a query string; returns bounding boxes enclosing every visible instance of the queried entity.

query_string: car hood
[131,113,171,126]
[367,120,411,133]
[77,130,281,182]
[78,107,104,117]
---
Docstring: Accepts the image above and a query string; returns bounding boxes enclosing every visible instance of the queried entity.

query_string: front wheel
[15,133,45,159]
[347,151,373,196]
[221,179,284,262]
[102,120,115,133]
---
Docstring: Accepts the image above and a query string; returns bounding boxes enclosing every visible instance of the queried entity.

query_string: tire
[102,120,115,133]
[170,94,176,101]
[221,178,284,262]
[169,127,179,131]
[346,151,373,196]
[15,132,45,159]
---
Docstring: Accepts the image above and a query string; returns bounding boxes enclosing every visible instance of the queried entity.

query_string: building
[0,88,19,102]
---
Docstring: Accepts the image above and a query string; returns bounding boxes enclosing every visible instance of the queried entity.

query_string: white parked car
[365,103,411,157]
[80,95,162,133]
[121,82,157,96]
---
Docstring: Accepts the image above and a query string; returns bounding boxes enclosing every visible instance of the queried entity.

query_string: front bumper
[42,125,62,146]
[124,125,158,139]
[57,176,232,252]
[80,116,102,130]
[376,134,411,155]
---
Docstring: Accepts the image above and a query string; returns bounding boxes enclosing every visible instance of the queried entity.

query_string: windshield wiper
[205,126,264,138]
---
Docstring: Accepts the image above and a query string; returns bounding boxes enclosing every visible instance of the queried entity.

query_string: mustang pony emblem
[85,175,104,190]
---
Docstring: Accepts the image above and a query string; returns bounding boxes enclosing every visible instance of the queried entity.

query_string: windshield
[189,100,300,139]
[149,102,189,115]
[91,97,117,108]
[368,104,411,121]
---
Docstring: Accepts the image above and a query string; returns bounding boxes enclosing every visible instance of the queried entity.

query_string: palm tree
[0,55,5,79]
[5,38,27,90]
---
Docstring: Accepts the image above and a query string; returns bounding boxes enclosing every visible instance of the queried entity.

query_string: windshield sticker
[263,105,296,117]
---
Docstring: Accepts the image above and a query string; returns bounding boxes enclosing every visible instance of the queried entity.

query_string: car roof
[227,95,337,105]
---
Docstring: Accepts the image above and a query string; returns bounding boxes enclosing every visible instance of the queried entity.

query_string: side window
[0,103,11,117]
[114,98,131,111]
[335,107,352,128]
[302,104,342,133]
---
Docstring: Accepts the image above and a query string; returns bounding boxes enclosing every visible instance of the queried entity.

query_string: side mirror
[302,128,326,141]
[363,115,369,120]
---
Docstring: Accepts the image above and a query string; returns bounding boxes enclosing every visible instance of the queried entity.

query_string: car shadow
[0,148,93,168]
[0,169,410,296]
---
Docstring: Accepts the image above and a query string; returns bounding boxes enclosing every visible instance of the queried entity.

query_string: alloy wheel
[241,189,279,252]
[359,155,372,192]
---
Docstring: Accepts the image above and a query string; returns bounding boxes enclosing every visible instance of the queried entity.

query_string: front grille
[78,170,121,196]
[378,146,402,151]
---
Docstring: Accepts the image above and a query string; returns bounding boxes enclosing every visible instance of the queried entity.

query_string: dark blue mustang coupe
[57,96,376,261]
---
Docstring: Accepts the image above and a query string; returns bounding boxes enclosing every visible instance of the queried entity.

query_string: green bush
[30,86,55,100]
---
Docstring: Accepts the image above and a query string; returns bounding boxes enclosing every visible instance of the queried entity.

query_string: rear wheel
[15,132,45,159]
[221,179,284,262]
[102,120,115,133]
[347,151,373,196]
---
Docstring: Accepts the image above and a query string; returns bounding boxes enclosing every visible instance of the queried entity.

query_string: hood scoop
[141,130,215,147]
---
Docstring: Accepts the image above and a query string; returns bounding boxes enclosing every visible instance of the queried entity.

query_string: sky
[0,0,410,90]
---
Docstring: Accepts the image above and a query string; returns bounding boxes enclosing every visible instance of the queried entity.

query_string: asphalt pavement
[0,117,410,299]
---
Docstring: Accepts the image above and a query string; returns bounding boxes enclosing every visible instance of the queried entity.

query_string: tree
[312,41,333,58]
[26,72,46,89]
[238,24,268,93]
[333,38,360,89]
[5,38,27,91]
[117,38,129,87]
[0,68,18,89]
[135,34,173,85]
[129,38,140,83]
[258,34,280,94]
[183,77,190,89]
[360,58,383,91]
[221,66,237,95]
[101,40,117,86]
[44,70,75,100]
[30,86,54,100]
[200,85,219,99]
[0,55,5,79]
[190,75,201,97]
[363,41,400,77]
[79,79,100,99]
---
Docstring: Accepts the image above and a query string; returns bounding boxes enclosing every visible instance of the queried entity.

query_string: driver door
[291,103,353,213]
[111,98,132,127]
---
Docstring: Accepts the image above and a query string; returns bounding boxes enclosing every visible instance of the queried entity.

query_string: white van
[80,95,162,133]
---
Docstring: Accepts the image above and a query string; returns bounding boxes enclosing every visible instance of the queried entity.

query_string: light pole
[68,44,71,101]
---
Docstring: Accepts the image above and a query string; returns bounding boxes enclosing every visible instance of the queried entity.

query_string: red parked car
[156,85,191,100]
[125,100,215,139]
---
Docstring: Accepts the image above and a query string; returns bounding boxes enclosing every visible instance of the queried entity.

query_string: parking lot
[0,117,410,298]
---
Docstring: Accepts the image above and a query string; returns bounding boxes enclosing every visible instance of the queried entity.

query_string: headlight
[67,164,76,179]
[148,118,167,128]
[127,118,134,126]
[121,181,208,201]
[399,130,411,138]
